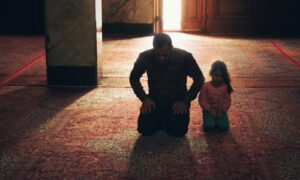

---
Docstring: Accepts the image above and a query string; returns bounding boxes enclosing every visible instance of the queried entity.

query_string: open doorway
[154,0,207,33]
[162,0,182,31]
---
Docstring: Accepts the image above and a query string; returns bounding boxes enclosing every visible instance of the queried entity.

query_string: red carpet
[0,34,300,179]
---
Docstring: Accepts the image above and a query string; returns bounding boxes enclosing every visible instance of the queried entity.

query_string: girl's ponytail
[224,77,233,94]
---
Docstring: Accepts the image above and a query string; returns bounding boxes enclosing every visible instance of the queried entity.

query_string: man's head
[153,33,173,63]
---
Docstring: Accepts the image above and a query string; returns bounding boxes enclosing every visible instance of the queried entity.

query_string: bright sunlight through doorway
[163,0,182,31]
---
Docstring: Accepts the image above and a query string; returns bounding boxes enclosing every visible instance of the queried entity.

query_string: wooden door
[206,0,253,34]
[182,0,207,32]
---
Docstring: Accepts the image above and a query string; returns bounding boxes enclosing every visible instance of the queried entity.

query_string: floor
[0,33,300,179]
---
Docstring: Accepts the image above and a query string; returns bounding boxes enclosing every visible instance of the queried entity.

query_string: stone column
[45,0,97,86]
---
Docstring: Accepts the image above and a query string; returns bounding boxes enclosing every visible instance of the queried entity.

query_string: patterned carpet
[0,33,300,179]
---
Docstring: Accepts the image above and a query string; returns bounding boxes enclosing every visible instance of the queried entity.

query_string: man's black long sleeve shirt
[130,48,204,103]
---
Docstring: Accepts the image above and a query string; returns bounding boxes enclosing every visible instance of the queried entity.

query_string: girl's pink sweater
[198,81,231,112]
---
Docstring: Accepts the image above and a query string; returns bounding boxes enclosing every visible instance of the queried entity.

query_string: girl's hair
[209,60,233,93]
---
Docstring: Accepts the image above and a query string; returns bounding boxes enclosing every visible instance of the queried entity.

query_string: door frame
[154,0,207,33]
[153,0,163,33]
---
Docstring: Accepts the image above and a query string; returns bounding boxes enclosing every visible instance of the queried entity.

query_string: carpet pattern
[1,87,300,179]
[0,36,45,76]
[1,33,300,179]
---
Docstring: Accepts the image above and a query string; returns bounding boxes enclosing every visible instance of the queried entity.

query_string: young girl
[198,60,233,131]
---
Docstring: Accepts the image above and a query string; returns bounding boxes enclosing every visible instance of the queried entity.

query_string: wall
[96,0,102,31]
[102,0,153,23]
[0,0,44,34]
[96,0,103,79]
[102,0,154,34]
[205,0,300,34]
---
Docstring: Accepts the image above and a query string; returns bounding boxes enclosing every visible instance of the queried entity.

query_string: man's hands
[140,98,156,114]
[172,101,188,114]
[140,99,188,115]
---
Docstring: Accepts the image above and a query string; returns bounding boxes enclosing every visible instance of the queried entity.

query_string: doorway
[162,0,182,31]
[154,0,207,33]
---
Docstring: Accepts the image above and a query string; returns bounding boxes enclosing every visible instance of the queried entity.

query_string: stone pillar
[45,0,97,86]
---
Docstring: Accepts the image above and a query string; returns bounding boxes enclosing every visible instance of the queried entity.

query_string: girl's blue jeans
[202,111,229,131]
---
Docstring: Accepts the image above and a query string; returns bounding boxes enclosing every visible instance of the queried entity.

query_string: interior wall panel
[213,0,251,19]
[206,0,300,34]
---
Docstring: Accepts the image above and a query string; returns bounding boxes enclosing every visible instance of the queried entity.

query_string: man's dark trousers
[137,101,190,137]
